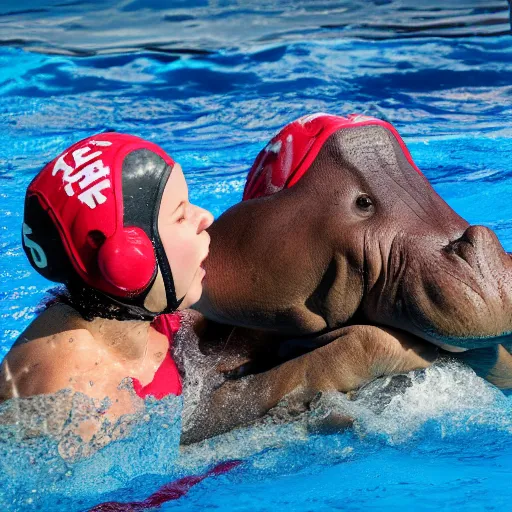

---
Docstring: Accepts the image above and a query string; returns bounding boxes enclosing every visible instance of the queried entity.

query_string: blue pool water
[1,1,512,511]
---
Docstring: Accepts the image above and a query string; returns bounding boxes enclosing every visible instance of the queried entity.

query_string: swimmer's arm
[0,341,88,439]
[0,307,84,399]
[450,345,512,389]
[0,345,52,400]
[182,325,437,443]
[0,358,15,401]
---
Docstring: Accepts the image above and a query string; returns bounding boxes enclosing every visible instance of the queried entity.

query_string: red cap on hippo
[22,133,182,318]
[243,113,423,201]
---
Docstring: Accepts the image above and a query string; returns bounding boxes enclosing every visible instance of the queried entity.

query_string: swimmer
[0,133,213,438]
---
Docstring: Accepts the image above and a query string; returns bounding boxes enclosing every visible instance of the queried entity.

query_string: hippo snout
[381,223,512,350]
[444,225,509,267]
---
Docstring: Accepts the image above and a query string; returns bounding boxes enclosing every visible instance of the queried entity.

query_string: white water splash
[311,360,511,445]
[174,318,511,467]
[0,389,182,511]
[2,327,510,512]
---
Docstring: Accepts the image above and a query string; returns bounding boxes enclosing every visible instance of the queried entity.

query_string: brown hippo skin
[197,114,512,351]
[183,114,512,442]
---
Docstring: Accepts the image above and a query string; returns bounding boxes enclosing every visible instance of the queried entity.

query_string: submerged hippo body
[198,114,512,351]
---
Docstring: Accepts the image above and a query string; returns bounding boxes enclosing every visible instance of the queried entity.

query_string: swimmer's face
[158,164,213,309]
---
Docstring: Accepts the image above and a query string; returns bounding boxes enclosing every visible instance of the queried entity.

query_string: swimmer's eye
[356,194,373,211]
[174,202,187,223]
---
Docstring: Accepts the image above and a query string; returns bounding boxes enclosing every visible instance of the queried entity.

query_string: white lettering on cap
[61,159,110,197]
[22,223,47,269]
[52,144,113,209]
[78,180,111,209]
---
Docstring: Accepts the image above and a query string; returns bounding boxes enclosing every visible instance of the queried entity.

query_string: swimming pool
[1,1,512,510]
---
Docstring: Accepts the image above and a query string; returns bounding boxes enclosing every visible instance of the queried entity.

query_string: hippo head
[198,114,512,350]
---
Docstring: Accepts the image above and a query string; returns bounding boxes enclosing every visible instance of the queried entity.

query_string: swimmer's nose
[195,206,214,234]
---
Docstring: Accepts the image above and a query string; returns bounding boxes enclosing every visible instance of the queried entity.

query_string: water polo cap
[243,113,423,200]
[22,133,182,317]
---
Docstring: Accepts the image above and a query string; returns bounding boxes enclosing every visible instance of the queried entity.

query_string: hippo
[183,114,512,442]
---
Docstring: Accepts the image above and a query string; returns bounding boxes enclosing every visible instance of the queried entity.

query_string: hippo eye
[356,194,373,211]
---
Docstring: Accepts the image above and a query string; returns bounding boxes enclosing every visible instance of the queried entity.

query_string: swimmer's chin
[180,269,207,310]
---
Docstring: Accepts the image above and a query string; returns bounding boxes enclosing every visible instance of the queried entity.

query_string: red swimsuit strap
[132,313,182,399]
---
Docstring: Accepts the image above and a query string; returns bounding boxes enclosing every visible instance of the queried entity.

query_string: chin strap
[102,282,185,321]
[101,291,159,321]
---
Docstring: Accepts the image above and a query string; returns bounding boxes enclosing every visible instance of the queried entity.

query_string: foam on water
[322,361,511,444]
[172,358,512,512]
[0,389,183,511]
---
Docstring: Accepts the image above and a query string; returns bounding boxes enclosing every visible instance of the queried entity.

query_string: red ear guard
[97,226,156,293]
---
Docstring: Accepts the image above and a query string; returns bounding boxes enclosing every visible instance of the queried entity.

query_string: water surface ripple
[0,0,510,56]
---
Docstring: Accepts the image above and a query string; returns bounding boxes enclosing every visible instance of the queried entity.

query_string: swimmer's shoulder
[0,303,104,400]
[13,302,86,347]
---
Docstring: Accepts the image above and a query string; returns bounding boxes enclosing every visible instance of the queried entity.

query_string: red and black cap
[243,113,423,201]
[22,133,182,317]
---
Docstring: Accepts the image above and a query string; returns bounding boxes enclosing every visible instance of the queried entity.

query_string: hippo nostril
[444,226,483,263]
[445,225,508,269]
[446,226,493,253]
